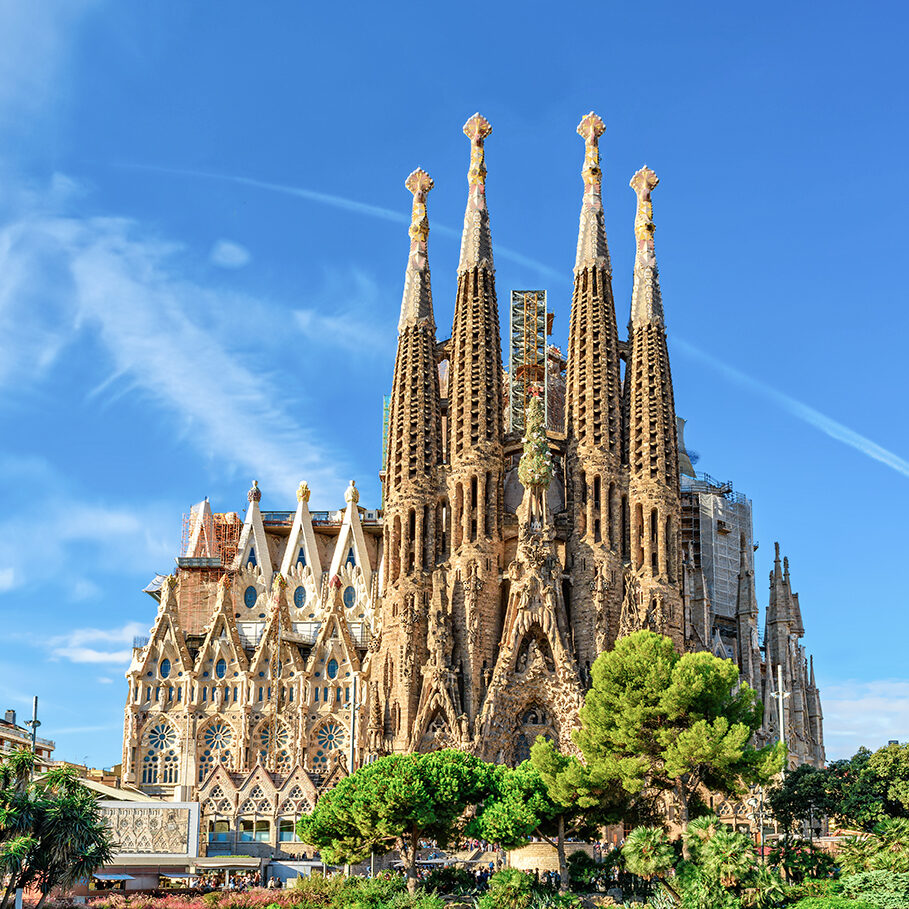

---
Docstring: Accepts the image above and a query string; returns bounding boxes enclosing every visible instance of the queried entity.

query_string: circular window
[316,722,343,751]
[215,658,226,679]
[327,659,339,679]
[203,722,233,749]
[160,658,171,679]
[244,586,257,608]
[147,723,176,750]
[293,585,306,609]
[342,586,356,609]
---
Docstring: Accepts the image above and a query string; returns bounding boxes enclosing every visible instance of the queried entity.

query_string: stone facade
[122,113,824,851]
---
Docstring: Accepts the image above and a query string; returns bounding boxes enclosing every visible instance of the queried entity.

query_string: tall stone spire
[446,112,504,729]
[399,168,435,330]
[458,113,494,272]
[565,112,625,666]
[376,168,444,755]
[629,166,664,326]
[624,165,683,647]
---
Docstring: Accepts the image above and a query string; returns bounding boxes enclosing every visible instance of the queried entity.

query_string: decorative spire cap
[297,481,311,503]
[463,113,492,186]
[629,166,664,326]
[399,168,436,329]
[575,112,611,272]
[247,480,261,503]
[344,479,359,504]
[458,113,495,273]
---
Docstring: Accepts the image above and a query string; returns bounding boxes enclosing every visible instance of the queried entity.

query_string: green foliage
[297,749,492,885]
[789,899,876,909]
[697,828,755,888]
[767,841,835,883]
[766,765,834,835]
[0,749,114,909]
[837,818,909,874]
[828,744,909,831]
[576,631,783,821]
[565,851,600,890]
[476,869,535,909]
[838,870,909,909]
[740,863,788,909]
[621,827,675,881]
[420,865,476,895]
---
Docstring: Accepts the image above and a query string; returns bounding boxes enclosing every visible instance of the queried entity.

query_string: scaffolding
[180,508,242,567]
[508,290,551,434]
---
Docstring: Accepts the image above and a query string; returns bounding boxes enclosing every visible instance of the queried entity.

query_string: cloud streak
[821,679,909,759]
[48,621,147,665]
[0,180,351,500]
[674,337,909,479]
[117,164,568,283]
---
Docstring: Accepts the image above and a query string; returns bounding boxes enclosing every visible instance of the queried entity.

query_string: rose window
[147,723,176,750]
[316,722,343,751]
[203,722,233,750]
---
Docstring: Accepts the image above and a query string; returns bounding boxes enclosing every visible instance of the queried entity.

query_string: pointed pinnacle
[577,112,605,186]
[463,113,492,186]
[405,168,433,246]
[630,165,659,250]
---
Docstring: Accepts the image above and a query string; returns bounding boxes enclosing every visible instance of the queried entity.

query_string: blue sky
[1,0,907,766]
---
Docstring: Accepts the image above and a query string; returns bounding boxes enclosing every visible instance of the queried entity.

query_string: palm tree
[621,827,680,902]
[699,828,756,890]
[874,817,909,872]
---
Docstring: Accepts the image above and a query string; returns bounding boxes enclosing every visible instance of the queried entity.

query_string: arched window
[345,547,356,567]
[293,585,306,609]
[246,547,257,569]
[244,586,258,608]
[198,721,233,782]
[327,659,339,679]
[141,722,177,785]
[343,586,356,609]
[160,658,171,679]
[296,546,306,567]
[215,658,226,679]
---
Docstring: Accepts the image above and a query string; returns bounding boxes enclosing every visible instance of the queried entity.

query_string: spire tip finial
[577,112,605,189]
[405,168,433,246]
[463,114,492,187]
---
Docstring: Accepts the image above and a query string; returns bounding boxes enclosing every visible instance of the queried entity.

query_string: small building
[0,709,54,770]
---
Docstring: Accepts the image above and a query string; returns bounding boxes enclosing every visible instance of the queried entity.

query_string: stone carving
[101,805,190,855]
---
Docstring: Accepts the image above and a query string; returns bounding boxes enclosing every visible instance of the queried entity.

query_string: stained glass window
[244,586,257,608]
[293,586,306,609]
[343,586,356,609]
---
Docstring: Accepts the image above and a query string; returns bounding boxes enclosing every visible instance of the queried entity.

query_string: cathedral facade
[122,113,823,852]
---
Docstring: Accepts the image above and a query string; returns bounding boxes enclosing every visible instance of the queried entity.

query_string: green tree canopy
[473,739,625,891]
[297,749,492,892]
[766,763,835,840]
[0,750,114,909]
[576,630,783,850]
[829,743,909,831]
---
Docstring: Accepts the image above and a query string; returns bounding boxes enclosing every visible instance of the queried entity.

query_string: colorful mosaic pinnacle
[405,168,433,246]
[577,111,605,187]
[631,165,659,250]
[463,112,492,186]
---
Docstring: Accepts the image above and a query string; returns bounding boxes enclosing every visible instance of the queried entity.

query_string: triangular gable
[232,481,273,585]
[249,577,306,677]
[186,499,215,557]
[197,762,236,799]
[277,766,319,811]
[280,482,323,592]
[309,577,362,675]
[328,482,372,590]
[194,575,249,674]
[137,575,192,674]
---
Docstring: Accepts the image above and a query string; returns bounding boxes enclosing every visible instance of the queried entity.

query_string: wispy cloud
[117,164,568,282]
[0,177,351,499]
[48,621,147,665]
[210,239,251,269]
[822,679,909,759]
[674,337,909,479]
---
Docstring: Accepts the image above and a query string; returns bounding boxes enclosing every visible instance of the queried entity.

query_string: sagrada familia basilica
[122,113,824,848]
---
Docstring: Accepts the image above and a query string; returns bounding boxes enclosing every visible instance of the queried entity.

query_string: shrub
[476,869,535,909]
[790,899,876,909]
[566,852,601,891]
[839,870,909,909]
[421,866,476,895]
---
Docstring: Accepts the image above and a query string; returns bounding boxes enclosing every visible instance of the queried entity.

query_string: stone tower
[374,169,444,753]
[565,112,626,670]
[443,114,505,731]
[621,166,684,647]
